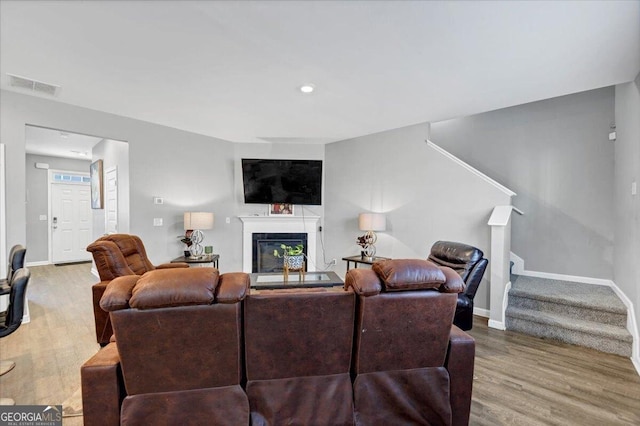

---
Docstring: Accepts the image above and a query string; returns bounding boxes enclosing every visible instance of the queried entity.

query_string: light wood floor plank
[0,263,638,425]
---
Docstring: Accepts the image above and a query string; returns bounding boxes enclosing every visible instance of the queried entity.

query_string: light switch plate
[153,218,163,226]
[153,197,164,205]
[39,215,47,221]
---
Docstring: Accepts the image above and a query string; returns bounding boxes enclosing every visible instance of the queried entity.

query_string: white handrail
[488,205,524,226]
[426,140,517,197]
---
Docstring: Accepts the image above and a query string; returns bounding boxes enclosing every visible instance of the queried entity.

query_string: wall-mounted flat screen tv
[242,159,323,205]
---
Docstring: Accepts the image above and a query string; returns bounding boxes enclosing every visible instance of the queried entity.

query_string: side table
[171,254,219,269]
[341,255,390,273]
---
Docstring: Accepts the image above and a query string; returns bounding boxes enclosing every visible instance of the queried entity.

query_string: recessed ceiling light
[299,84,315,94]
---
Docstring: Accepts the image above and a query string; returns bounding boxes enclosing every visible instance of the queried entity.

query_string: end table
[171,254,219,269]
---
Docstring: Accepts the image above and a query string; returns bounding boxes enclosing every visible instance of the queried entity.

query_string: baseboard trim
[516,269,612,286]
[488,319,506,330]
[26,261,49,267]
[632,355,640,376]
[510,252,640,376]
[609,280,640,376]
[473,308,490,318]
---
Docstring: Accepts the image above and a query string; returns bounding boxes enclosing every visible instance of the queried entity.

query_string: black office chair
[0,268,31,406]
[0,245,27,291]
[428,241,488,331]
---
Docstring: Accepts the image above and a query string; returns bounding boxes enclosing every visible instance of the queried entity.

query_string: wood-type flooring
[1,263,638,425]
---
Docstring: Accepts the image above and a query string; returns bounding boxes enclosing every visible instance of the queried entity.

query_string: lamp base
[189,229,204,256]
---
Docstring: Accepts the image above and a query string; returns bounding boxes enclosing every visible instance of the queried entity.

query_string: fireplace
[252,233,308,273]
[239,215,320,273]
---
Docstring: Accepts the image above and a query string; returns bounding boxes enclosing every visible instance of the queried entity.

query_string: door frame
[47,169,91,264]
[0,144,6,277]
[104,165,118,234]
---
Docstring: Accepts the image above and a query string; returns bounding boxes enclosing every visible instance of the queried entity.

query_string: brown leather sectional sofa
[81,259,475,426]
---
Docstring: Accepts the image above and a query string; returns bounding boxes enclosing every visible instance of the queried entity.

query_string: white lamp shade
[358,213,386,232]
[184,212,214,230]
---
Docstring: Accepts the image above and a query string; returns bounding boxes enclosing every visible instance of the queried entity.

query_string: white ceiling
[24,125,102,161]
[2,1,639,146]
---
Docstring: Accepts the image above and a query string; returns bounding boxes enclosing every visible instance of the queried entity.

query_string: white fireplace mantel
[239,215,320,273]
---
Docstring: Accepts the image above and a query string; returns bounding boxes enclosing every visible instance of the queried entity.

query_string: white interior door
[51,182,92,263]
[105,167,118,234]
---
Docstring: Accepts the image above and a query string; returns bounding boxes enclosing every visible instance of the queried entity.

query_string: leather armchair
[345,259,475,426]
[1,268,31,405]
[81,268,250,426]
[0,245,27,291]
[86,234,189,345]
[428,240,488,331]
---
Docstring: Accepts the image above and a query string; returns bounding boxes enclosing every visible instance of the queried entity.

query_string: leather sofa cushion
[439,266,466,293]
[372,259,446,291]
[353,367,452,425]
[246,374,354,426]
[344,269,383,296]
[100,275,140,312]
[121,385,249,426]
[217,272,250,304]
[130,268,218,309]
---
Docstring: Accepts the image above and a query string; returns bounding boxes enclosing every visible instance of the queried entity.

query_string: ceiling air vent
[7,73,60,96]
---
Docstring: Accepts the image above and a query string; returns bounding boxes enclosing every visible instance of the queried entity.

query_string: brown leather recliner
[86,234,188,345]
[244,289,356,424]
[345,259,475,426]
[81,268,251,426]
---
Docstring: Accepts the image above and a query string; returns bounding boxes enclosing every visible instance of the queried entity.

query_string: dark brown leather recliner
[86,234,188,345]
[244,289,356,425]
[346,259,475,426]
[428,241,489,331]
[81,268,250,426]
[0,245,27,291]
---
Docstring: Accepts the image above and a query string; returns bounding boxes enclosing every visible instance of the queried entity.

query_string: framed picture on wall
[268,203,294,216]
[90,159,103,209]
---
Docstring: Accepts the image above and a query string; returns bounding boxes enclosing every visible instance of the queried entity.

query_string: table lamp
[184,212,214,257]
[358,212,386,259]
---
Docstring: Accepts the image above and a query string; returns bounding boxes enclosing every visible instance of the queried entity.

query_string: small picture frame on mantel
[268,203,294,216]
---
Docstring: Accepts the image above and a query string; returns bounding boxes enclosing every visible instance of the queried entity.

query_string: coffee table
[249,271,343,290]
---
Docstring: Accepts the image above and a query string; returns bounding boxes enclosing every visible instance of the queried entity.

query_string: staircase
[505,275,633,357]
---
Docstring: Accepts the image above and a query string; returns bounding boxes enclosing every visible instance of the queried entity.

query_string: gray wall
[614,73,640,343]
[25,154,91,262]
[91,138,130,238]
[431,87,615,279]
[1,90,242,272]
[324,123,512,311]
[2,90,327,273]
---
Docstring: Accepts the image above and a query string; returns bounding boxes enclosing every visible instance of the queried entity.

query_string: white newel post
[239,216,320,273]
[487,206,515,330]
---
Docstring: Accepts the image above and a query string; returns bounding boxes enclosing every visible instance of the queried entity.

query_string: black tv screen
[242,159,323,205]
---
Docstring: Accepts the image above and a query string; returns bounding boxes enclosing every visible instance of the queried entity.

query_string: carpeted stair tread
[506,306,632,342]
[506,275,632,357]
[510,275,626,314]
